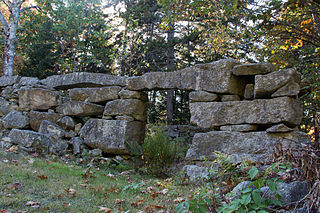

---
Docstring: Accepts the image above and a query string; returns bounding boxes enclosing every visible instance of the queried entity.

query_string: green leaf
[252,191,262,205]
[266,180,277,192]
[248,167,259,180]
[240,193,251,205]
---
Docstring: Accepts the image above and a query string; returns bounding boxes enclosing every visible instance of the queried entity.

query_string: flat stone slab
[232,63,275,76]
[80,119,145,154]
[185,130,310,162]
[190,97,302,128]
[8,129,54,149]
[127,59,247,95]
[69,86,121,103]
[0,76,21,87]
[220,124,258,132]
[2,111,29,129]
[189,91,219,102]
[41,72,126,89]
[18,88,60,111]
[28,111,63,131]
[103,99,147,121]
[255,68,301,98]
[57,101,104,117]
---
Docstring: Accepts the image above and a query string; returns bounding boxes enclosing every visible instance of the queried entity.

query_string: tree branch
[0,10,8,33]
[20,5,41,13]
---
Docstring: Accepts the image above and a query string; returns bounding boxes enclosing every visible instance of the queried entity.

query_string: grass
[0,151,195,212]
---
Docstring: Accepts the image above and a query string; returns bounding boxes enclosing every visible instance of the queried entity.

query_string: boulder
[182,165,209,181]
[271,81,300,98]
[189,91,219,102]
[79,119,145,154]
[118,90,148,100]
[8,129,54,151]
[56,101,104,116]
[28,111,63,131]
[255,68,301,98]
[266,123,294,133]
[70,137,83,155]
[103,99,147,121]
[0,137,13,149]
[232,63,275,76]
[221,95,241,102]
[0,76,21,87]
[18,88,60,111]
[127,59,247,95]
[185,130,310,162]
[56,116,75,130]
[39,120,67,139]
[2,111,29,129]
[69,86,121,103]
[190,97,302,128]
[41,72,126,89]
[0,97,11,115]
[220,124,258,132]
[18,77,40,86]
[244,84,254,100]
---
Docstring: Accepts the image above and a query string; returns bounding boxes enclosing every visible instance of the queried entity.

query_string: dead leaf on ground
[159,189,169,194]
[131,199,144,207]
[0,210,11,213]
[26,201,40,208]
[7,146,18,152]
[7,182,22,190]
[115,199,125,204]
[145,204,164,211]
[37,175,48,180]
[63,203,71,207]
[98,206,112,213]
[173,197,185,203]
[65,188,76,196]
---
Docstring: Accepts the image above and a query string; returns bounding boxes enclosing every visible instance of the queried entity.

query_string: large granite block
[69,86,121,103]
[79,119,145,154]
[57,101,104,117]
[190,97,302,128]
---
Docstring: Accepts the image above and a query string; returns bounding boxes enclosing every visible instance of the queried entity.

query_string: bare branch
[0,10,8,33]
[20,5,41,13]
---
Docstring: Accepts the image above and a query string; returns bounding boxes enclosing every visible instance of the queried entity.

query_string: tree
[0,0,39,76]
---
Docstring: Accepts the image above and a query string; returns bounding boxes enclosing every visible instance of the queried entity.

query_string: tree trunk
[166,23,175,124]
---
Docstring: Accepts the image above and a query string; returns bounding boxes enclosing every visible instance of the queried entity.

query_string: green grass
[0,151,195,212]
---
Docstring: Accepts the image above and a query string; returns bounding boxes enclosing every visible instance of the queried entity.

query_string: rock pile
[0,59,310,162]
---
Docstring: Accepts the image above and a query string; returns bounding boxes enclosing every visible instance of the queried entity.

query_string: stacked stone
[0,72,147,156]
[186,60,308,162]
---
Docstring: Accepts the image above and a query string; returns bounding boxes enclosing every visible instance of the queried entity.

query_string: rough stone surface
[266,123,294,133]
[39,120,67,138]
[8,129,54,150]
[74,123,82,134]
[90,148,102,157]
[261,181,308,204]
[244,84,254,100]
[255,68,301,98]
[0,137,13,149]
[118,90,148,100]
[103,99,146,121]
[185,130,310,162]
[71,137,83,155]
[18,88,60,110]
[271,81,300,98]
[2,111,29,129]
[0,97,11,115]
[69,86,121,103]
[41,72,126,89]
[57,101,104,116]
[0,76,21,87]
[182,165,209,181]
[232,63,275,76]
[190,97,302,128]
[232,181,253,197]
[28,111,63,131]
[80,119,145,154]
[56,116,75,130]
[220,124,258,132]
[127,59,247,95]
[221,95,241,102]
[19,77,40,86]
[116,115,134,121]
[189,91,219,102]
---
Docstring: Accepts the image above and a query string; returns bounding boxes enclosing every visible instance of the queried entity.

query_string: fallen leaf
[56,194,63,198]
[0,210,11,213]
[37,175,48,180]
[80,183,87,188]
[98,206,112,213]
[65,188,76,196]
[7,182,22,190]
[63,203,70,207]
[173,197,185,203]
[159,189,169,194]
[26,201,40,208]
[145,204,164,211]
[118,206,125,211]
[131,199,144,207]
[7,146,18,152]
[28,158,34,164]
[115,199,125,204]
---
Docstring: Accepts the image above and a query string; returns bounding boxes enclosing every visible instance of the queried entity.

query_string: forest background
[0,0,319,142]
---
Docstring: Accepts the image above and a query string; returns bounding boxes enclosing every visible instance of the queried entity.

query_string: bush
[142,125,177,175]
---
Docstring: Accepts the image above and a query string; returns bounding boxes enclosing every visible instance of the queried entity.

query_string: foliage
[142,125,177,175]
[176,187,212,213]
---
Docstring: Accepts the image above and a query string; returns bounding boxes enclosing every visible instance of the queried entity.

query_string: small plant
[142,125,177,175]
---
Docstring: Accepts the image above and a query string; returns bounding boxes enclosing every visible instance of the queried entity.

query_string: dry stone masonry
[0,59,310,162]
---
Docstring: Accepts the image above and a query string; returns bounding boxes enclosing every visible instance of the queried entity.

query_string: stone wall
[0,59,310,162]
